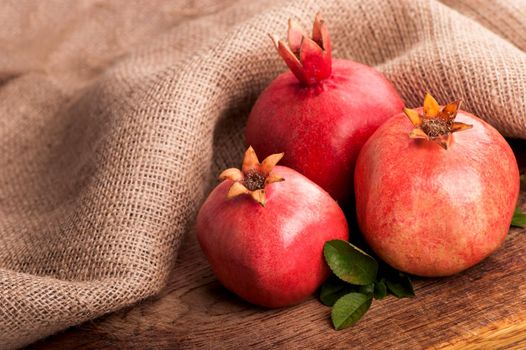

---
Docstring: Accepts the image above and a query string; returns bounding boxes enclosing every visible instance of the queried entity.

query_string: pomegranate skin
[354,110,520,277]
[196,166,348,308]
[246,59,403,204]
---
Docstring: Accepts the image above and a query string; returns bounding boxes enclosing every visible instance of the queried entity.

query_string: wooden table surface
[29,141,526,350]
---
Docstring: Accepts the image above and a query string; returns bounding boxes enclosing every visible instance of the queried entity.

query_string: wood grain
[28,142,526,350]
[435,317,526,350]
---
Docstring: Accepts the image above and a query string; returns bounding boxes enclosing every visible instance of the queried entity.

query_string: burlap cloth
[0,0,524,348]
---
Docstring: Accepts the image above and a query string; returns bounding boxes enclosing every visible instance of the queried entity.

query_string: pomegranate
[245,13,403,204]
[354,94,520,277]
[196,147,348,308]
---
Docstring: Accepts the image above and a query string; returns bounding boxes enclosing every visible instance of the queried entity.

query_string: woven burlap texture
[0,0,524,348]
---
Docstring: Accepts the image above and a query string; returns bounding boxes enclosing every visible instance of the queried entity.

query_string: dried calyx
[219,147,285,206]
[404,93,473,150]
[269,13,332,86]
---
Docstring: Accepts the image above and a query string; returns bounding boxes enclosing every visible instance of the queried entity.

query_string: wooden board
[29,143,526,350]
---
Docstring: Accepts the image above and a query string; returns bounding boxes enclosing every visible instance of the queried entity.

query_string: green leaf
[358,283,374,296]
[511,207,526,228]
[323,240,378,285]
[331,293,373,330]
[373,279,387,300]
[319,276,356,306]
[385,272,415,298]
[520,174,525,189]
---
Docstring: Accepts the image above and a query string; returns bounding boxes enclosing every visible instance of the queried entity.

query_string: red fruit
[355,94,520,277]
[245,14,403,204]
[196,147,348,308]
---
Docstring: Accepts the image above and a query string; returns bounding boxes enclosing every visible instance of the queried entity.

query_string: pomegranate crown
[269,13,332,86]
[404,93,473,150]
[218,147,285,206]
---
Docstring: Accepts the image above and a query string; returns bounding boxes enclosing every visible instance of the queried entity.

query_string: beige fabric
[0,0,524,348]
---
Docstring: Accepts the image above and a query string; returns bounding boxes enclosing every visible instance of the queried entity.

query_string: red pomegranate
[196,147,348,307]
[245,13,403,204]
[354,94,520,277]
